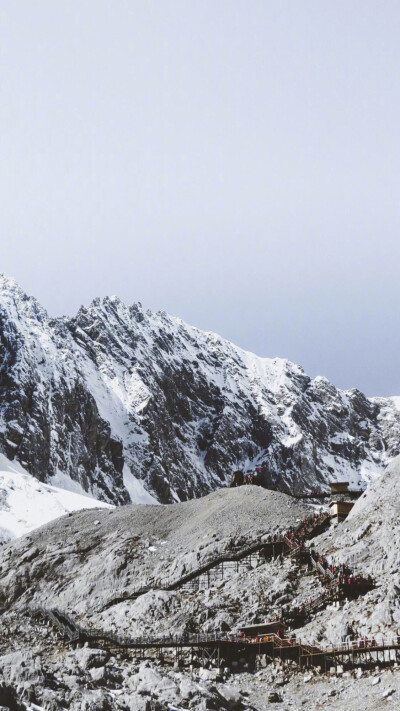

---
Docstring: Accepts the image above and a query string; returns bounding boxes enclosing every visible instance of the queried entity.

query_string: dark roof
[330,482,350,493]
[238,621,286,635]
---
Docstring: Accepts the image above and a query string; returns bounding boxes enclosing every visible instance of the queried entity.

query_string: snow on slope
[0,454,112,542]
[0,274,399,507]
[73,295,400,498]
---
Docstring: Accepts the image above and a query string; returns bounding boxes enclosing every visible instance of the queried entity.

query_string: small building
[329,499,355,522]
[237,621,287,639]
[329,481,362,522]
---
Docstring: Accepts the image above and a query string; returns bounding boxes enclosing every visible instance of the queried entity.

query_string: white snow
[50,469,98,497]
[122,464,159,505]
[0,454,112,542]
[389,396,400,411]
[0,273,399,509]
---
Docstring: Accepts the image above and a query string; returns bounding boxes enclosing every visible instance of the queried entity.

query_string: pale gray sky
[0,1,399,396]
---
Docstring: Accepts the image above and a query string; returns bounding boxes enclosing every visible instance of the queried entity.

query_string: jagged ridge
[0,274,399,505]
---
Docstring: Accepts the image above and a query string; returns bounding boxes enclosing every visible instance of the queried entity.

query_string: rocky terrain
[0,487,311,626]
[1,638,400,711]
[0,274,399,510]
[1,458,400,710]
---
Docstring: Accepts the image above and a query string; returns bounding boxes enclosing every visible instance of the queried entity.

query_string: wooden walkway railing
[102,512,332,607]
[31,607,400,671]
[102,538,285,607]
[26,509,377,671]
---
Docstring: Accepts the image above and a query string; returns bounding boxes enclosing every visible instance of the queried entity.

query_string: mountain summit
[0,275,399,505]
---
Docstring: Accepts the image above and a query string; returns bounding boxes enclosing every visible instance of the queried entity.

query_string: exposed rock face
[0,279,127,504]
[0,274,399,505]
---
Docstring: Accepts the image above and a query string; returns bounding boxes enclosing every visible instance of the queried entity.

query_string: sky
[0,1,399,397]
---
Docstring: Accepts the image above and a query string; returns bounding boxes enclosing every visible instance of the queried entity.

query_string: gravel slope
[0,486,312,622]
[1,473,400,710]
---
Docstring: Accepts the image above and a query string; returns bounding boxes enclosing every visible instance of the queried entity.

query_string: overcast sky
[0,1,399,396]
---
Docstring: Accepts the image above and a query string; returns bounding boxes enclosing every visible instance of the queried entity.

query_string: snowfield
[0,453,112,542]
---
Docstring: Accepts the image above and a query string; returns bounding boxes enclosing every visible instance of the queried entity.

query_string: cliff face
[0,281,128,504]
[0,275,399,504]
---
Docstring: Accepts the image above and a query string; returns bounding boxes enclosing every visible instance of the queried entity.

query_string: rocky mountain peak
[0,274,48,323]
[0,276,399,507]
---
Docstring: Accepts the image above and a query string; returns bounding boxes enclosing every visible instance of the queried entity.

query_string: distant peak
[77,294,148,328]
[0,273,24,293]
[0,274,48,320]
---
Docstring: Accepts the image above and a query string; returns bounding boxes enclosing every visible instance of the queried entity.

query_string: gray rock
[74,649,110,671]
[268,691,283,702]
[89,667,106,683]
[217,684,243,707]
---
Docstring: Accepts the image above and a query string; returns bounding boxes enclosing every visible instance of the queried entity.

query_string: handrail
[99,512,333,605]
[30,605,400,666]
[101,537,287,603]
[29,510,373,659]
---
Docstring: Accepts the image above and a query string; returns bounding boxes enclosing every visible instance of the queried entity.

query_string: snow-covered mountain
[0,274,399,506]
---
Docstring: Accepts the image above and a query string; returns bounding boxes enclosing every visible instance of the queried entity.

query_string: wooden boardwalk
[27,511,379,672]
[102,512,332,608]
[31,606,400,671]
